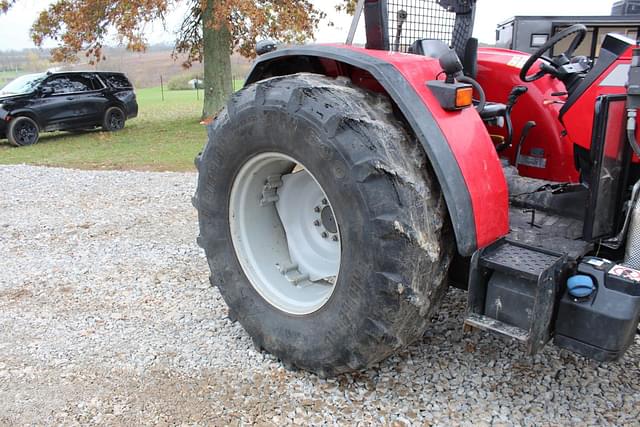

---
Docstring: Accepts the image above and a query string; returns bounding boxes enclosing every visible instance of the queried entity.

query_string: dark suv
[0,71,138,146]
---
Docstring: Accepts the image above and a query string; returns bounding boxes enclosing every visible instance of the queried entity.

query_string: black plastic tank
[555,257,640,361]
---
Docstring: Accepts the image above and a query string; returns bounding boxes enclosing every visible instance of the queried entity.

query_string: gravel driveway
[0,164,638,425]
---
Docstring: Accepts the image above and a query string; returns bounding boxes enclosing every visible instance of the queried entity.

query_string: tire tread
[196,73,454,376]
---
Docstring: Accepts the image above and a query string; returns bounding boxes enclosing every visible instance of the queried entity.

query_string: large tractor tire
[194,73,454,376]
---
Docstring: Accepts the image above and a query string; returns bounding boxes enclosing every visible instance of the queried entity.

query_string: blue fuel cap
[567,275,595,298]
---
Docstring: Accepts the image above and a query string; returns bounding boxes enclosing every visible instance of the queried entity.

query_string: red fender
[246,45,509,255]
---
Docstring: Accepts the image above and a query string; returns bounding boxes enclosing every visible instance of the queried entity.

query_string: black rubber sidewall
[8,117,39,147]
[197,75,453,375]
[103,107,125,131]
[198,106,405,372]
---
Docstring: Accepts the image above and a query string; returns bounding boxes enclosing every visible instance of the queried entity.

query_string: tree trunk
[202,0,233,119]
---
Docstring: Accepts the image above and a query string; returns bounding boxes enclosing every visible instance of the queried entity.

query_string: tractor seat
[408,38,451,59]
[409,39,508,120]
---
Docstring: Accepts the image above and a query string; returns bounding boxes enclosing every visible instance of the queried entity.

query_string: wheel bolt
[332,236,339,242]
[314,206,321,213]
[321,232,328,238]
[313,220,320,226]
[322,198,328,205]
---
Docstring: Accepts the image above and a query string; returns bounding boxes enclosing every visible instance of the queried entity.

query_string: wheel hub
[320,205,338,235]
[275,170,340,283]
[110,112,123,129]
[16,123,36,145]
[229,152,341,315]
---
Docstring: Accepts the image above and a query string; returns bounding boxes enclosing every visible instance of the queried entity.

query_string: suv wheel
[102,107,126,132]
[7,116,40,147]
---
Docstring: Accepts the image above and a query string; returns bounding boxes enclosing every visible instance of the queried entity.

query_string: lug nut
[314,206,321,213]
[321,232,328,238]
[322,198,328,205]
[313,220,320,226]
[332,236,339,242]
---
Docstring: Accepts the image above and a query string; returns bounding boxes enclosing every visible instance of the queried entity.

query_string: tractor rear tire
[194,73,454,376]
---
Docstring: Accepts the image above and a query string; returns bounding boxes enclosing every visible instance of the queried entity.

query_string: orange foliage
[0,0,15,13]
[0,0,352,65]
[30,0,173,64]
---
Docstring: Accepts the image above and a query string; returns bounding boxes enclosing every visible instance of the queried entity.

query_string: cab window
[80,74,105,91]
[41,76,75,94]
[66,75,94,92]
[552,27,595,57]
[42,75,97,94]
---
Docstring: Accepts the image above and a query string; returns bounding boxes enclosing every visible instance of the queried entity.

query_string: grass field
[0,70,20,87]
[0,83,244,172]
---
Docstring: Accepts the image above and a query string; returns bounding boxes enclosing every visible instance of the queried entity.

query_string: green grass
[0,70,20,87]
[0,86,212,172]
[0,70,19,79]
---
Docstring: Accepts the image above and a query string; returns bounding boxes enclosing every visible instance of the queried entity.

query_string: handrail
[346,0,366,45]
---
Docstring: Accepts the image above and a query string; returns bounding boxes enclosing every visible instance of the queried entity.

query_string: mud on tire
[194,73,454,376]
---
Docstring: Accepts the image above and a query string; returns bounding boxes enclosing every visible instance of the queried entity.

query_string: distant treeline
[0,44,252,89]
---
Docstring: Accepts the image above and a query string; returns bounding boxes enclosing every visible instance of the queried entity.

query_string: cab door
[34,74,106,130]
[32,75,78,130]
[64,74,108,124]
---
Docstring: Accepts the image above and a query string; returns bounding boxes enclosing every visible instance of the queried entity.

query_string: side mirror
[39,86,54,96]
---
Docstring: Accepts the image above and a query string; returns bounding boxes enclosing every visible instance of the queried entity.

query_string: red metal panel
[342,46,509,248]
[562,48,632,153]
[476,48,579,182]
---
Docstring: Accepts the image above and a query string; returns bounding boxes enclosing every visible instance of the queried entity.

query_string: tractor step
[464,239,568,354]
[464,313,530,342]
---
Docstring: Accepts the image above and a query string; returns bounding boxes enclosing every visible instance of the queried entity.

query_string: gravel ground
[0,164,639,426]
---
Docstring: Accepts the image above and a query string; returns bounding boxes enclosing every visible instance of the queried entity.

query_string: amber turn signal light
[426,81,473,111]
[455,87,473,109]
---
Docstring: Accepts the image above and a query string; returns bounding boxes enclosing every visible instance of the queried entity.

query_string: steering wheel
[520,24,588,83]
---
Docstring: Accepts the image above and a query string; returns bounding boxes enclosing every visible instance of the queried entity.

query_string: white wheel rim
[229,152,341,315]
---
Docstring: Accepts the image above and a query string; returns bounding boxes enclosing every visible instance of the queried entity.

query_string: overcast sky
[0,0,618,51]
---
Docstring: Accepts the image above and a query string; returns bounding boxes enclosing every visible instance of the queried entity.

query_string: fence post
[160,75,165,101]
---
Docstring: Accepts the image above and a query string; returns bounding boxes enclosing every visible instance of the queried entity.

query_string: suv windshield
[0,73,46,96]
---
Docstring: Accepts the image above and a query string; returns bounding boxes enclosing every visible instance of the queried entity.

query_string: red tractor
[193,0,640,376]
